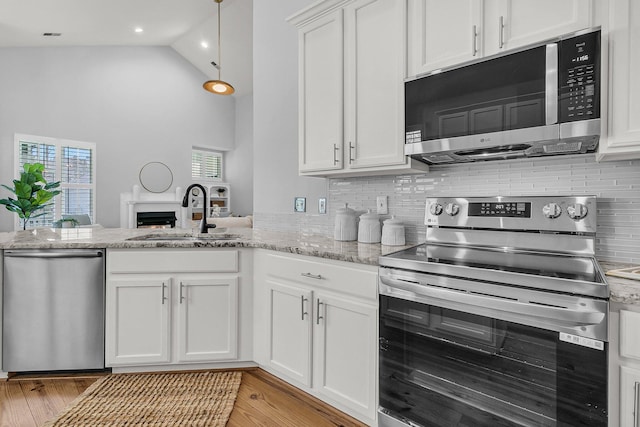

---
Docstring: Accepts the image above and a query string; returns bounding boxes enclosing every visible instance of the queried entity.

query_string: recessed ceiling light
[201,41,209,49]
[134,27,144,33]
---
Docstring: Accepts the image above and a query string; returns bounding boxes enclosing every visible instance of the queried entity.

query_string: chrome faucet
[182,184,216,233]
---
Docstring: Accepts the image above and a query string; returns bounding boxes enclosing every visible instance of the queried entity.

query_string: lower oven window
[379,295,607,427]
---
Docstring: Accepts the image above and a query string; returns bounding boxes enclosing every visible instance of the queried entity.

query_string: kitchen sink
[126,233,240,242]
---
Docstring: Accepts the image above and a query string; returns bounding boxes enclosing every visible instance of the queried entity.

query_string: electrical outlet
[377,196,388,215]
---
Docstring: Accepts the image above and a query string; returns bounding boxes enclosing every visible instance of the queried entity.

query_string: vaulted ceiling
[0,0,253,95]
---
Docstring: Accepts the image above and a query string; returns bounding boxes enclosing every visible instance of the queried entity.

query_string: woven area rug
[43,371,242,427]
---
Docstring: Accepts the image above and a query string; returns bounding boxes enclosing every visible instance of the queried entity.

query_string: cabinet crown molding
[286,0,352,27]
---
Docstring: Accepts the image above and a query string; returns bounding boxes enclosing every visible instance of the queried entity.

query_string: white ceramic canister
[334,203,358,241]
[358,209,381,243]
[381,215,406,246]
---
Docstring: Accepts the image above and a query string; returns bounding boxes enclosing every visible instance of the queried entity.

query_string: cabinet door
[344,0,407,169]
[267,281,313,387]
[298,10,344,173]
[106,278,171,366]
[488,0,592,55]
[620,366,640,427]
[598,0,640,161]
[176,277,238,363]
[313,292,377,421]
[408,0,482,76]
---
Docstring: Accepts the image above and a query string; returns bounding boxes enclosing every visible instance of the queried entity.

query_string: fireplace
[136,211,177,228]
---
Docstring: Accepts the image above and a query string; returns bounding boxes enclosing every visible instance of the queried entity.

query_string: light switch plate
[294,197,306,212]
[318,198,327,214]
[377,196,388,215]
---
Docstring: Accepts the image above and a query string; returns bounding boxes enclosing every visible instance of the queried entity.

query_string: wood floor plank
[18,380,72,426]
[3,369,367,427]
[0,381,37,427]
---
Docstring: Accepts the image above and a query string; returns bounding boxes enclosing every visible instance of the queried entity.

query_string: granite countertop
[0,226,412,266]
[599,261,640,305]
[1,226,638,304]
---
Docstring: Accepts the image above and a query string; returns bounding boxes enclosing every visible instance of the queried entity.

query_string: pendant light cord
[217,0,222,81]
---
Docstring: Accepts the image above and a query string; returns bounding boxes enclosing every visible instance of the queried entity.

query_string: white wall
[0,46,235,231]
[252,0,327,220]
[225,94,254,216]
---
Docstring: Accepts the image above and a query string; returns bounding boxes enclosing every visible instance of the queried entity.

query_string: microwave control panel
[559,30,600,122]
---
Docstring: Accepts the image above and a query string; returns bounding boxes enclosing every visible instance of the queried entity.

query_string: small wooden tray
[606,266,640,281]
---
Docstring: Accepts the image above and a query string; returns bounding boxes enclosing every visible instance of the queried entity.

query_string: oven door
[378,269,608,427]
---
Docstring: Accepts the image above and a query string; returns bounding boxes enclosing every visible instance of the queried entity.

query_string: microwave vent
[422,153,458,164]
[543,141,582,153]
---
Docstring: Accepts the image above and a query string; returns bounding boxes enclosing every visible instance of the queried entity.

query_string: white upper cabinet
[597,0,640,161]
[407,0,594,77]
[408,0,482,75]
[486,0,593,56]
[297,10,344,173]
[290,0,428,177]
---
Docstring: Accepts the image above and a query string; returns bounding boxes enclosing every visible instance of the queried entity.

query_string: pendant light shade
[203,0,234,95]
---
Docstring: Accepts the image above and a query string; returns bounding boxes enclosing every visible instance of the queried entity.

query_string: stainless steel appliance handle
[380,274,606,333]
[4,250,103,258]
[301,295,308,320]
[546,42,559,125]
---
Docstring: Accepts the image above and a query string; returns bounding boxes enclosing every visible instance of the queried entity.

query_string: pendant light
[203,0,235,95]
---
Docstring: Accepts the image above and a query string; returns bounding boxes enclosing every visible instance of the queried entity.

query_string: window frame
[191,148,223,182]
[14,133,97,230]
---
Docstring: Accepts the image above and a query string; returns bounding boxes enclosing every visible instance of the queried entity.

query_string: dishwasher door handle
[4,250,104,258]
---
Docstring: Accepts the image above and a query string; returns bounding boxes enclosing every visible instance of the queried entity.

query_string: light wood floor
[0,368,368,427]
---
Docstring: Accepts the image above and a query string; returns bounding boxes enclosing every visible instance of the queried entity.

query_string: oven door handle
[380,275,607,339]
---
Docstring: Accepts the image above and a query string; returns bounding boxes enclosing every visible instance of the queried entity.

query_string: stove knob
[542,203,562,219]
[444,203,460,216]
[567,203,588,220]
[429,203,443,216]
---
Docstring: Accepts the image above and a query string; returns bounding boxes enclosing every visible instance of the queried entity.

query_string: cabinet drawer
[107,249,238,274]
[621,310,640,360]
[262,251,377,301]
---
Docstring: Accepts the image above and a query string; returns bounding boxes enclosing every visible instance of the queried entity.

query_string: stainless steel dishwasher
[3,249,105,372]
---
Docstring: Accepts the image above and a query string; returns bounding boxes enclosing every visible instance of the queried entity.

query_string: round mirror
[139,162,173,193]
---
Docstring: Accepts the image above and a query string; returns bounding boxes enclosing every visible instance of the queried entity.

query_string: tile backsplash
[254,154,640,263]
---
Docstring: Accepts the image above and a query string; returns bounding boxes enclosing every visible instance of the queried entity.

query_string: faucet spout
[182,184,216,233]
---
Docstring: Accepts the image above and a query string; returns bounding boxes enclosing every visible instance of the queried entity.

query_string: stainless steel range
[378,196,608,427]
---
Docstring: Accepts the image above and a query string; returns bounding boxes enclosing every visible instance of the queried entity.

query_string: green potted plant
[0,163,61,230]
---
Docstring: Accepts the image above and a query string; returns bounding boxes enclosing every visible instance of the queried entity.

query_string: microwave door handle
[546,43,559,125]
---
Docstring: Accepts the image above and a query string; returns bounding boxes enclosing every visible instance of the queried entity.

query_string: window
[14,134,96,229]
[192,148,223,181]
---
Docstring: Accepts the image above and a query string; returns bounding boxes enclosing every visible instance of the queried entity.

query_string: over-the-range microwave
[405,28,601,164]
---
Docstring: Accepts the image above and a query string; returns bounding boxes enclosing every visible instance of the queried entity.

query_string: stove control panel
[425,196,596,233]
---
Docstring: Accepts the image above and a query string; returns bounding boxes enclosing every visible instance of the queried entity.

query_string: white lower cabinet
[254,250,378,425]
[106,249,250,370]
[610,306,640,427]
